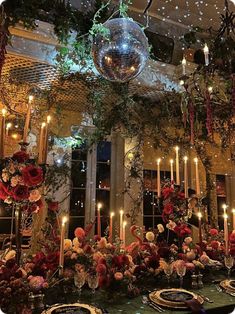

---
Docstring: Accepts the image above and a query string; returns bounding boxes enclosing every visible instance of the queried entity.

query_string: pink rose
[199,254,210,265]
[28,276,45,291]
[209,228,218,236]
[185,262,195,271]
[114,272,123,281]
[28,189,41,202]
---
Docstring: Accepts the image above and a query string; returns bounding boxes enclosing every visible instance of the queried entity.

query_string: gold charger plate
[220,279,235,292]
[42,303,102,314]
[149,288,204,309]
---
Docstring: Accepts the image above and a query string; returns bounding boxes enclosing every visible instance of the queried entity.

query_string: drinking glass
[87,273,99,294]
[164,263,174,288]
[224,255,234,279]
[74,271,86,296]
[176,262,186,288]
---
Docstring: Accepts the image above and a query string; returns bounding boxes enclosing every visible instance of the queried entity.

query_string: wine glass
[176,262,186,288]
[163,263,174,288]
[87,272,99,294]
[74,271,86,297]
[224,255,234,279]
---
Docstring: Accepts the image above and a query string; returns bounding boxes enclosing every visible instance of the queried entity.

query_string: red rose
[0,182,11,200]
[74,227,85,240]
[209,228,218,236]
[210,240,219,250]
[229,231,235,243]
[163,202,174,215]
[96,263,107,275]
[177,192,185,199]
[12,185,29,201]
[47,201,59,212]
[12,151,29,163]
[22,165,43,187]
[162,187,174,199]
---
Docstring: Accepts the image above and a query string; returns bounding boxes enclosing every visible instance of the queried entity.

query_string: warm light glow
[62,216,68,225]
[11,133,18,139]
[203,44,209,54]
[120,209,124,215]
[123,221,127,227]
[198,212,202,219]
[2,108,6,116]
[41,122,46,128]
[110,212,115,218]
[223,213,228,219]
[170,159,174,164]
[182,57,186,65]
[232,209,235,214]
[6,122,12,129]
[29,95,34,102]
[47,115,51,123]
[222,204,227,214]
[208,86,213,93]
[183,156,188,162]
[179,80,184,86]
[128,152,134,160]
[97,203,102,210]
[175,146,179,152]
[157,158,161,164]
[194,157,198,163]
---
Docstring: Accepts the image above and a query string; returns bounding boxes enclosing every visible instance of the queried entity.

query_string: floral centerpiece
[161,181,191,238]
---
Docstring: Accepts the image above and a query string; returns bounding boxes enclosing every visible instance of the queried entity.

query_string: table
[43,277,235,314]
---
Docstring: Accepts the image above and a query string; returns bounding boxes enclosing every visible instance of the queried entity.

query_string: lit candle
[6,122,12,137]
[59,215,68,276]
[170,159,174,183]
[198,211,203,244]
[38,122,46,164]
[224,213,229,255]
[194,158,200,196]
[203,44,209,66]
[23,95,33,143]
[120,209,124,240]
[97,203,102,237]
[109,212,114,243]
[183,156,188,198]
[43,115,51,163]
[157,158,161,198]
[232,209,235,231]
[123,221,127,248]
[182,57,186,75]
[175,146,180,185]
[222,204,227,215]
[0,108,6,159]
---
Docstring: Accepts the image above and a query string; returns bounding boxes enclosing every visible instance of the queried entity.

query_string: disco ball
[92,18,149,82]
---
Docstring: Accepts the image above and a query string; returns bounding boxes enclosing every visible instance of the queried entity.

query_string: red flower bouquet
[22,165,43,187]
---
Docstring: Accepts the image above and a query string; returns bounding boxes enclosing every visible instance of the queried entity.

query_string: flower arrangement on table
[161,181,191,238]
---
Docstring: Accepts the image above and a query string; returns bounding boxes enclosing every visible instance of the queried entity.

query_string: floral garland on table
[161,181,191,238]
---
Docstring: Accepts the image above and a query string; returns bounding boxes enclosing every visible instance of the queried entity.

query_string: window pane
[143,191,154,215]
[97,141,111,162]
[143,217,154,231]
[71,161,87,187]
[96,163,110,189]
[69,217,85,239]
[70,189,86,216]
[72,140,88,160]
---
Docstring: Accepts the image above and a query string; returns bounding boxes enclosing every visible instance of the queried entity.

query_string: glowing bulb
[179,80,184,85]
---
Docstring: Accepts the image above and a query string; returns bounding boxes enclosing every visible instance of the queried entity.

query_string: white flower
[28,189,41,202]
[2,170,9,182]
[157,224,164,233]
[11,175,21,187]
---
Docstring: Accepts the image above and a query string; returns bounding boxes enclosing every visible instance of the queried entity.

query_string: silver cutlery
[142,296,165,312]
[215,284,235,296]
[198,294,213,303]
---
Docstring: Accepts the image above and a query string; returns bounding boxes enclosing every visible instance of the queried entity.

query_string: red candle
[232,209,235,231]
[198,211,202,244]
[224,213,229,255]
[157,158,161,198]
[120,209,124,240]
[59,216,68,276]
[97,203,102,237]
[109,212,114,243]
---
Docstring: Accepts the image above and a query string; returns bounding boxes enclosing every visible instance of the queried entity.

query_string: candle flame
[97,203,102,210]
[29,95,34,102]
[47,115,51,123]
[179,80,184,86]
[222,204,227,211]
[183,156,188,161]
[223,213,228,219]
[170,159,174,164]
[175,146,179,151]
[41,122,46,128]
[232,208,235,214]
[110,212,115,217]
[208,86,213,93]
[157,158,161,164]
[182,57,186,65]
[123,221,127,227]
[62,216,68,225]
[6,122,12,129]
[120,209,124,215]
[194,157,198,163]
[11,133,18,139]
[198,212,202,219]
[2,108,6,116]
[203,43,209,53]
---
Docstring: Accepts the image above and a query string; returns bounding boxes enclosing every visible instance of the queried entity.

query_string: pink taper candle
[23,95,33,142]
[175,146,180,185]
[0,108,6,159]
[38,122,46,164]
[170,159,174,183]
[120,209,124,240]
[224,213,229,255]
[109,212,114,243]
[184,156,188,198]
[157,158,161,198]
[194,158,200,196]
[232,209,235,231]
[97,203,102,237]
[123,221,127,248]
[198,211,202,244]
[59,216,68,276]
